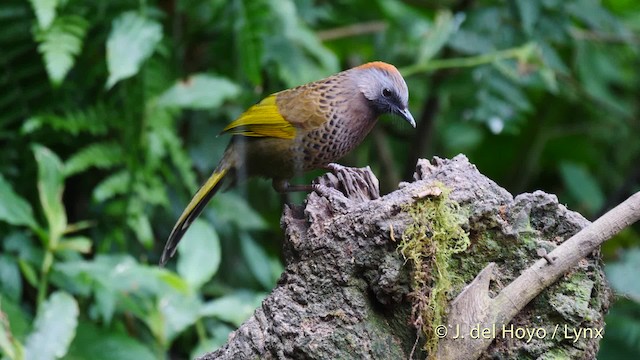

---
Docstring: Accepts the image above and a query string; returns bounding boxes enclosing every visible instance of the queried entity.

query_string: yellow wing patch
[222,95,296,139]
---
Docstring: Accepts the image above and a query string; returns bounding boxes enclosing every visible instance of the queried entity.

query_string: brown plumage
[160,61,415,265]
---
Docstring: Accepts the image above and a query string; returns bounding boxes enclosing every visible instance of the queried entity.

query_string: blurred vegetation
[0,0,638,359]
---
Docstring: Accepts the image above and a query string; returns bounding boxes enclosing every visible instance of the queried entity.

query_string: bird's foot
[314,163,380,202]
[272,164,381,203]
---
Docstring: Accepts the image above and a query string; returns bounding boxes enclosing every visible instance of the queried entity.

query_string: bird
[160,61,415,266]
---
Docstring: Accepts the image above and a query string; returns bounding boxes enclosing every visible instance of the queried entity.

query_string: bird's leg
[272,178,337,200]
[272,178,315,193]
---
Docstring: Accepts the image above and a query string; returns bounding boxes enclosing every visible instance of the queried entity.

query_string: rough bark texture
[198,155,610,360]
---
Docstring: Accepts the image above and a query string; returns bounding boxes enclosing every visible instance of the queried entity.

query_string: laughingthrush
[160,61,415,265]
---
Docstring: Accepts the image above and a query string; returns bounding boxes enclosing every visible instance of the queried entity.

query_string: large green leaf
[240,233,276,289]
[606,248,640,300]
[211,192,267,230]
[0,174,38,229]
[55,255,190,323]
[55,255,190,297]
[154,292,202,344]
[177,219,221,289]
[514,0,540,35]
[200,291,265,326]
[157,74,241,110]
[0,255,22,301]
[33,145,67,242]
[24,291,79,360]
[559,162,605,215]
[65,321,156,360]
[417,10,464,63]
[106,12,162,88]
[35,15,88,86]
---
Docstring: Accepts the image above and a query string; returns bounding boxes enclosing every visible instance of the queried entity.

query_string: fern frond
[21,103,112,136]
[34,15,88,86]
[28,0,57,29]
[93,170,130,202]
[64,142,125,177]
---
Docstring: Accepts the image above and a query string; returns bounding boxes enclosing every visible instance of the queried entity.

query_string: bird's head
[354,62,416,128]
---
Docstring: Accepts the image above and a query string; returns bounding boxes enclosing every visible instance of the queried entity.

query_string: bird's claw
[314,164,380,201]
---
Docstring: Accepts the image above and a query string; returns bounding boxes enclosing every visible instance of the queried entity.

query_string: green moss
[398,183,470,356]
[537,348,570,360]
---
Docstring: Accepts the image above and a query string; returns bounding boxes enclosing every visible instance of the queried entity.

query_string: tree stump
[198,155,610,360]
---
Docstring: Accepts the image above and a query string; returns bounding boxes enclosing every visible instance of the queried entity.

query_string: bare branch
[437,191,640,360]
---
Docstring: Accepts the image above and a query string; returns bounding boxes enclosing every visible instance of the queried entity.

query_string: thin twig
[317,21,387,41]
[399,43,537,77]
[570,28,640,44]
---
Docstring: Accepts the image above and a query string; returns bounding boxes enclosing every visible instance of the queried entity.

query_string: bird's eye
[382,88,392,97]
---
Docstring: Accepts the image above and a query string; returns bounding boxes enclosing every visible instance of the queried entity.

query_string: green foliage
[177,220,221,289]
[157,74,241,110]
[23,292,78,360]
[0,175,38,229]
[34,145,67,242]
[64,142,125,177]
[559,162,605,215]
[35,15,88,86]
[28,0,57,29]
[606,248,640,300]
[0,0,638,358]
[106,11,163,88]
[598,298,640,359]
[65,322,156,360]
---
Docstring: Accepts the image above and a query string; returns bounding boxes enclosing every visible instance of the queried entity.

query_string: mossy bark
[198,155,610,360]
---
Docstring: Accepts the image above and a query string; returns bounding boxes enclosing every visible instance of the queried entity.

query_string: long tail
[160,156,233,266]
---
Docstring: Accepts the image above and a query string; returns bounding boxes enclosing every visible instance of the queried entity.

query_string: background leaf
[559,162,605,216]
[24,291,79,360]
[64,142,125,177]
[33,145,67,241]
[606,248,640,300]
[211,193,267,230]
[0,255,22,301]
[155,292,202,344]
[35,15,88,86]
[514,0,540,35]
[240,232,276,289]
[106,12,162,88]
[417,10,464,63]
[157,74,241,110]
[66,321,156,360]
[177,219,221,289]
[0,174,38,229]
[28,0,57,29]
[233,0,268,85]
[200,291,265,327]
